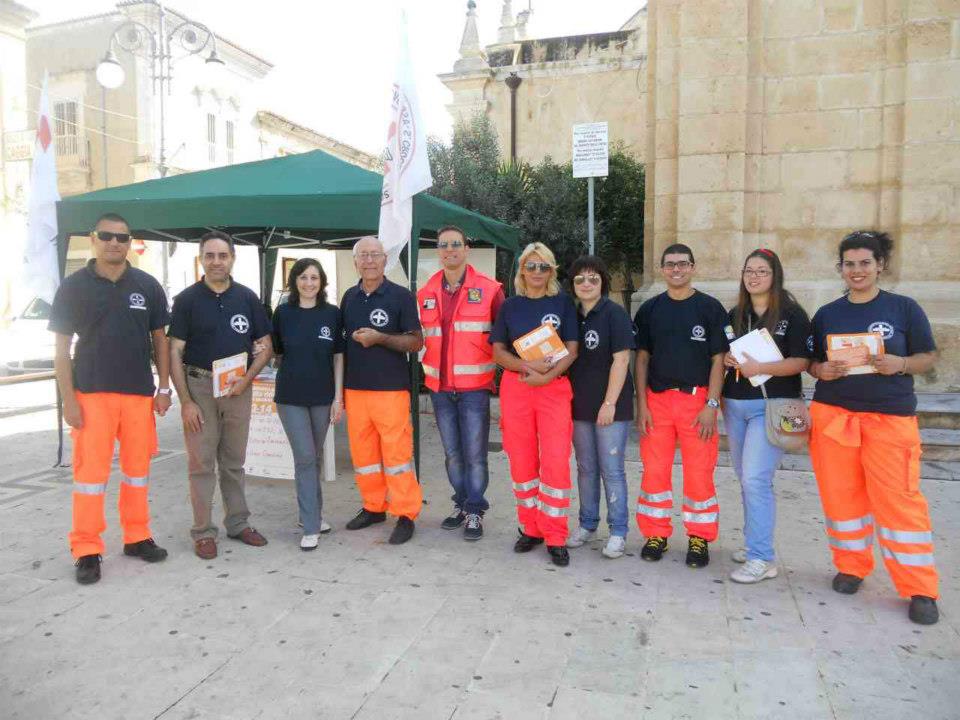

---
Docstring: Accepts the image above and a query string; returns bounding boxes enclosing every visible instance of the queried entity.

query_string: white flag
[378,13,433,274]
[24,74,61,305]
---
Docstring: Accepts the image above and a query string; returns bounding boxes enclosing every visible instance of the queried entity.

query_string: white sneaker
[300,534,320,551]
[730,559,778,584]
[602,535,626,559]
[319,520,332,534]
[732,548,747,563]
[566,527,596,548]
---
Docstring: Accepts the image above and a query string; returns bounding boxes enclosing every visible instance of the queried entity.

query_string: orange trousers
[809,401,938,599]
[499,371,572,546]
[636,388,720,541]
[70,392,157,558]
[345,389,421,519]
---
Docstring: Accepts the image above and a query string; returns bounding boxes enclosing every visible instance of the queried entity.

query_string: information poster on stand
[244,376,295,480]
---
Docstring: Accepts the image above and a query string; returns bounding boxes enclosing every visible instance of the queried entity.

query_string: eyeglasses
[662,260,692,270]
[573,274,601,286]
[524,261,552,273]
[95,230,131,244]
[356,252,385,261]
[437,240,464,250]
[742,269,772,278]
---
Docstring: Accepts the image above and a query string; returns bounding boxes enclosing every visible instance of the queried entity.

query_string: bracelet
[898,357,908,376]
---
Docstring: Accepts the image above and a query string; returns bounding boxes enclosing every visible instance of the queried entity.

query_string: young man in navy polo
[168,231,273,560]
[633,243,728,568]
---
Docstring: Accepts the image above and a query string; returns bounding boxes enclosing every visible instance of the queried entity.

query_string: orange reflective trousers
[70,392,157,558]
[345,389,421,520]
[499,371,572,546]
[809,401,938,599]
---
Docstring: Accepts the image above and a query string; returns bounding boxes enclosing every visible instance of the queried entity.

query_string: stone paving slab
[0,399,958,720]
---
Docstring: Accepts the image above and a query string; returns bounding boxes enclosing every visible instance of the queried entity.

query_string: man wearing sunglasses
[417,226,504,541]
[49,213,172,584]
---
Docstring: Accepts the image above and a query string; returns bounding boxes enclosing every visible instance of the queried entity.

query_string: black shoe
[389,517,415,545]
[686,536,710,568]
[831,572,863,594]
[123,538,168,563]
[441,508,466,530]
[464,513,483,541]
[75,554,101,585]
[548,545,569,567]
[640,536,668,562]
[345,508,387,530]
[513,530,544,553]
[908,596,939,625]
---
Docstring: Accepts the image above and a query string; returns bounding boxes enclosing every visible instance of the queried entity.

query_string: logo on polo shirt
[775,319,789,336]
[806,335,814,352]
[370,308,389,327]
[690,325,706,342]
[868,321,894,340]
[319,326,332,341]
[230,314,250,334]
[128,292,146,310]
[541,313,561,330]
[585,330,599,350]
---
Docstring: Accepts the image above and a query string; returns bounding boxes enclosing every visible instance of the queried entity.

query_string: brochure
[212,352,248,398]
[512,323,569,363]
[826,332,884,375]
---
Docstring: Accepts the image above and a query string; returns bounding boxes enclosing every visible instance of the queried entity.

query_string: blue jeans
[430,390,491,515]
[723,398,785,562]
[572,420,630,537]
[277,404,331,535]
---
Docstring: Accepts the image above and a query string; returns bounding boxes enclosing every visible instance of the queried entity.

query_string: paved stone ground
[0,384,958,719]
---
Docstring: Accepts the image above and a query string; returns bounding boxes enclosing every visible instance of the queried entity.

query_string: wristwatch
[157,388,172,396]
[706,398,720,409]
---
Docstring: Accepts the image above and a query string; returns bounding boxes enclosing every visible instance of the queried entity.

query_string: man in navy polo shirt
[168,231,273,560]
[341,236,423,545]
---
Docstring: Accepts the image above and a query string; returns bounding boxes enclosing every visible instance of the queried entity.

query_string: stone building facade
[442,1,960,391]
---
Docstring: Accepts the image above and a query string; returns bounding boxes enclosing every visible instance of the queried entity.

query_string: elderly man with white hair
[339,236,424,544]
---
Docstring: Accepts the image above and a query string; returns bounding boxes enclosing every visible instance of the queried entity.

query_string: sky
[27,0,644,155]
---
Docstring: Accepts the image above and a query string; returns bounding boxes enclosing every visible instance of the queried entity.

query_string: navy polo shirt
[272,301,344,407]
[168,278,272,371]
[341,278,421,391]
[48,260,169,396]
[569,297,636,422]
[811,290,936,416]
[634,289,728,391]
[490,292,579,355]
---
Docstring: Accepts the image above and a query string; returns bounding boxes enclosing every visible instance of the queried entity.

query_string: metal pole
[588,176,595,255]
[101,85,108,187]
[156,3,170,298]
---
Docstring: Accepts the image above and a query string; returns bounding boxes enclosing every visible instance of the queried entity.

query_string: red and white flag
[378,13,433,274]
[24,74,61,304]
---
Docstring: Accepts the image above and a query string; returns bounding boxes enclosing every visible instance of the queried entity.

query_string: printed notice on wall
[572,122,609,178]
[244,377,295,480]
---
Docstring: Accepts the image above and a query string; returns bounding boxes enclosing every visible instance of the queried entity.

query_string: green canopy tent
[54,149,521,469]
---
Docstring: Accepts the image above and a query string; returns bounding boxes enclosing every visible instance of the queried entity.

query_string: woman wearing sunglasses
[565,256,635,559]
[807,230,939,625]
[722,249,810,583]
[491,242,578,566]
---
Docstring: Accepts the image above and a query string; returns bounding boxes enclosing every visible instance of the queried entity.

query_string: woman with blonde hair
[491,242,579,566]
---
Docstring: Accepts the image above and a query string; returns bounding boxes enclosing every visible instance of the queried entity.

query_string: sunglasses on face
[95,230,131,244]
[437,240,464,250]
[573,274,601,286]
[524,261,552,273]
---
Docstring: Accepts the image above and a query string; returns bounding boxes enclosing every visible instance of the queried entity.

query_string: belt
[658,385,699,395]
[185,365,213,379]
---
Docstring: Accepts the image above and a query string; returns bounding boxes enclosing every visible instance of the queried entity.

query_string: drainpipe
[505,72,522,163]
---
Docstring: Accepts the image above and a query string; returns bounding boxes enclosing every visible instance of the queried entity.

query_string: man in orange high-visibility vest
[418,226,504,541]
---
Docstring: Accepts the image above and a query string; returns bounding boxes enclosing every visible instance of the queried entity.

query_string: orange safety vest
[418,265,500,392]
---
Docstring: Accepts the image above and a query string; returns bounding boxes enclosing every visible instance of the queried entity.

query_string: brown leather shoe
[228,527,268,547]
[194,537,217,560]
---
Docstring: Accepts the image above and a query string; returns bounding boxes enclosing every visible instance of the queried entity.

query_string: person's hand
[352,328,381,348]
[252,339,267,357]
[870,353,905,376]
[181,400,204,433]
[223,376,250,398]
[154,392,172,417]
[523,358,554,375]
[521,368,550,387]
[723,352,739,369]
[738,352,762,379]
[637,404,654,437]
[597,403,615,427]
[693,405,718,441]
[330,398,344,424]
[63,396,83,430]
[816,360,848,381]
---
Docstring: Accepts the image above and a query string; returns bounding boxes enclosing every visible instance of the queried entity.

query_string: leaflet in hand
[212,352,248,398]
[729,328,783,387]
[826,332,884,375]
[513,323,568,363]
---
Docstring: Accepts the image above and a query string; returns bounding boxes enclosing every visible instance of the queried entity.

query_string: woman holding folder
[722,248,810,583]
[491,242,578,566]
[808,231,939,624]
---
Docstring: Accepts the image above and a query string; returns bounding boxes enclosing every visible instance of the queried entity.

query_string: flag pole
[409,217,421,482]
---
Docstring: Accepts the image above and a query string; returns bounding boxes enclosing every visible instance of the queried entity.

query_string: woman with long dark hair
[808,231,939,624]
[272,258,344,550]
[722,248,811,583]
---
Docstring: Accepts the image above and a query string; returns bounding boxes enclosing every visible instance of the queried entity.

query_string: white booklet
[729,328,783,387]
[212,352,248,398]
